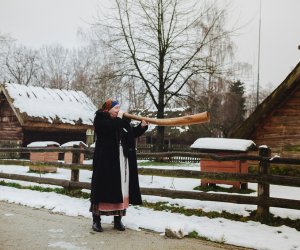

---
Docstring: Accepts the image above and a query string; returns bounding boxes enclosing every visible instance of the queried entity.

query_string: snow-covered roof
[190,138,256,152]
[0,82,96,127]
[27,141,60,148]
[60,141,87,148]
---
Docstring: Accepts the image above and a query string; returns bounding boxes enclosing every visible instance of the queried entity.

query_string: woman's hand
[117,110,124,118]
[141,120,149,127]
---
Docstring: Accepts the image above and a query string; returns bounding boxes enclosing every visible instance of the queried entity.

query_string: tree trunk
[156,127,165,151]
[155,103,165,152]
[155,6,166,153]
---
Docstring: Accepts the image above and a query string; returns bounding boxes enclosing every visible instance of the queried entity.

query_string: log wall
[251,85,300,157]
[0,94,23,142]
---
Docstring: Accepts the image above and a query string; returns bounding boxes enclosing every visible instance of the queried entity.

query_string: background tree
[0,33,13,81]
[77,30,132,106]
[38,45,72,89]
[95,0,234,150]
[2,44,39,85]
[220,80,246,137]
[186,76,229,137]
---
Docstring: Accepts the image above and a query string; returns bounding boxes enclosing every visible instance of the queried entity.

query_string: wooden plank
[0,172,90,189]
[1,172,300,210]
[138,168,300,187]
[141,188,300,210]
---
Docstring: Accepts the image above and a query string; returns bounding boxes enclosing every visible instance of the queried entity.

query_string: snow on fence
[0,147,300,221]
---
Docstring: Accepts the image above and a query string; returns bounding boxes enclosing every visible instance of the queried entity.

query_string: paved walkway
[0,201,251,250]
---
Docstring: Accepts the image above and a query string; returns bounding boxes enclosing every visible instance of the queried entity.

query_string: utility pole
[256,0,262,107]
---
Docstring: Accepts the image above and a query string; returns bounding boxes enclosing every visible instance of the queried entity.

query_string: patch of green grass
[187,230,211,241]
[271,165,300,176]
[193,185,256,194]
[248,210,300,231]
[142,200,247,221]
[186,230,221,243]
[0,180,90,199]
[1,181,22,189]
[187,230,199,238]
[142,200,300,231]
[283,145,300,152]
[249,164,300,177]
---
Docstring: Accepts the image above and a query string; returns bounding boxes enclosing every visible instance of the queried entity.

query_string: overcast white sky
[0,0,300,91]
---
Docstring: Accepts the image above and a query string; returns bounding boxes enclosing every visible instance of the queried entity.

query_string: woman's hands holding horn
[141,120,149,127]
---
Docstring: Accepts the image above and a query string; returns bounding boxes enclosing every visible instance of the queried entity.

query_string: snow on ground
[0,163,300,250]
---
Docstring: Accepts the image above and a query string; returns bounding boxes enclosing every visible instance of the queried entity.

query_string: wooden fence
[136,144,198,162]
[0,147,300,221]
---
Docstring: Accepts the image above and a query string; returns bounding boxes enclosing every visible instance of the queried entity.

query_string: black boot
[114,216,125,231]
[92,214,103,232]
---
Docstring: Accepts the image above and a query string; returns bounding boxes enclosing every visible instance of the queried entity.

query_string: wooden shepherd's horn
[123,111,210,126]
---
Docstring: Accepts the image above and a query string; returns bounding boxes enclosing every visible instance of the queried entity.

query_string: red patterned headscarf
[101,99,119,111]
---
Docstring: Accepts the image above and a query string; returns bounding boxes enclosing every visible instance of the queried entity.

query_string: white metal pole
[256,0,262,106]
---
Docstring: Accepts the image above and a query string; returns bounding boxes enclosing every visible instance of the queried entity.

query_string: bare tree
[245,81,273,117]
[76,29,130,106]
[2,44,39,85]
[0,33,14,55]
[95,0,234,150]
[186,76,229,137]
[0,33,14,82]
[91,63,124,106]
[69,46,97,92]
[38,45,72,89]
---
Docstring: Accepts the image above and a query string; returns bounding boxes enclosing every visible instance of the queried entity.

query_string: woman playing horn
[90,99,148,232]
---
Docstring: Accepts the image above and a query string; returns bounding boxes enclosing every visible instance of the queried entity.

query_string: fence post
[256,146,271,221]
[69,145,80,191]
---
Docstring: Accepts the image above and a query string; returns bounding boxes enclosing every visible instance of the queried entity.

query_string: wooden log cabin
[0,83,96,153]
[229,62,300,157]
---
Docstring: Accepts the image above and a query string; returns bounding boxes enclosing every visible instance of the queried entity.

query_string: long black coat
[90,110,147,206]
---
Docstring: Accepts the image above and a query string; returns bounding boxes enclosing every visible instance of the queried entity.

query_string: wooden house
[0,82,96,150]
[229,62,300,157]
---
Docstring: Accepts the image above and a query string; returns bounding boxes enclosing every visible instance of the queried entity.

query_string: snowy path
[0,201,248,250]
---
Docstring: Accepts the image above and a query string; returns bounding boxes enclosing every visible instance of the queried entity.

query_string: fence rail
[0,147,300,221]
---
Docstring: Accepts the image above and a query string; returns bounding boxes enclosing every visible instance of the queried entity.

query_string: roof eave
[0,83,25,125]
[23,122,93,131]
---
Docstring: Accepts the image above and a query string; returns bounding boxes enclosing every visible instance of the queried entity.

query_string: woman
[90,99,148,232]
